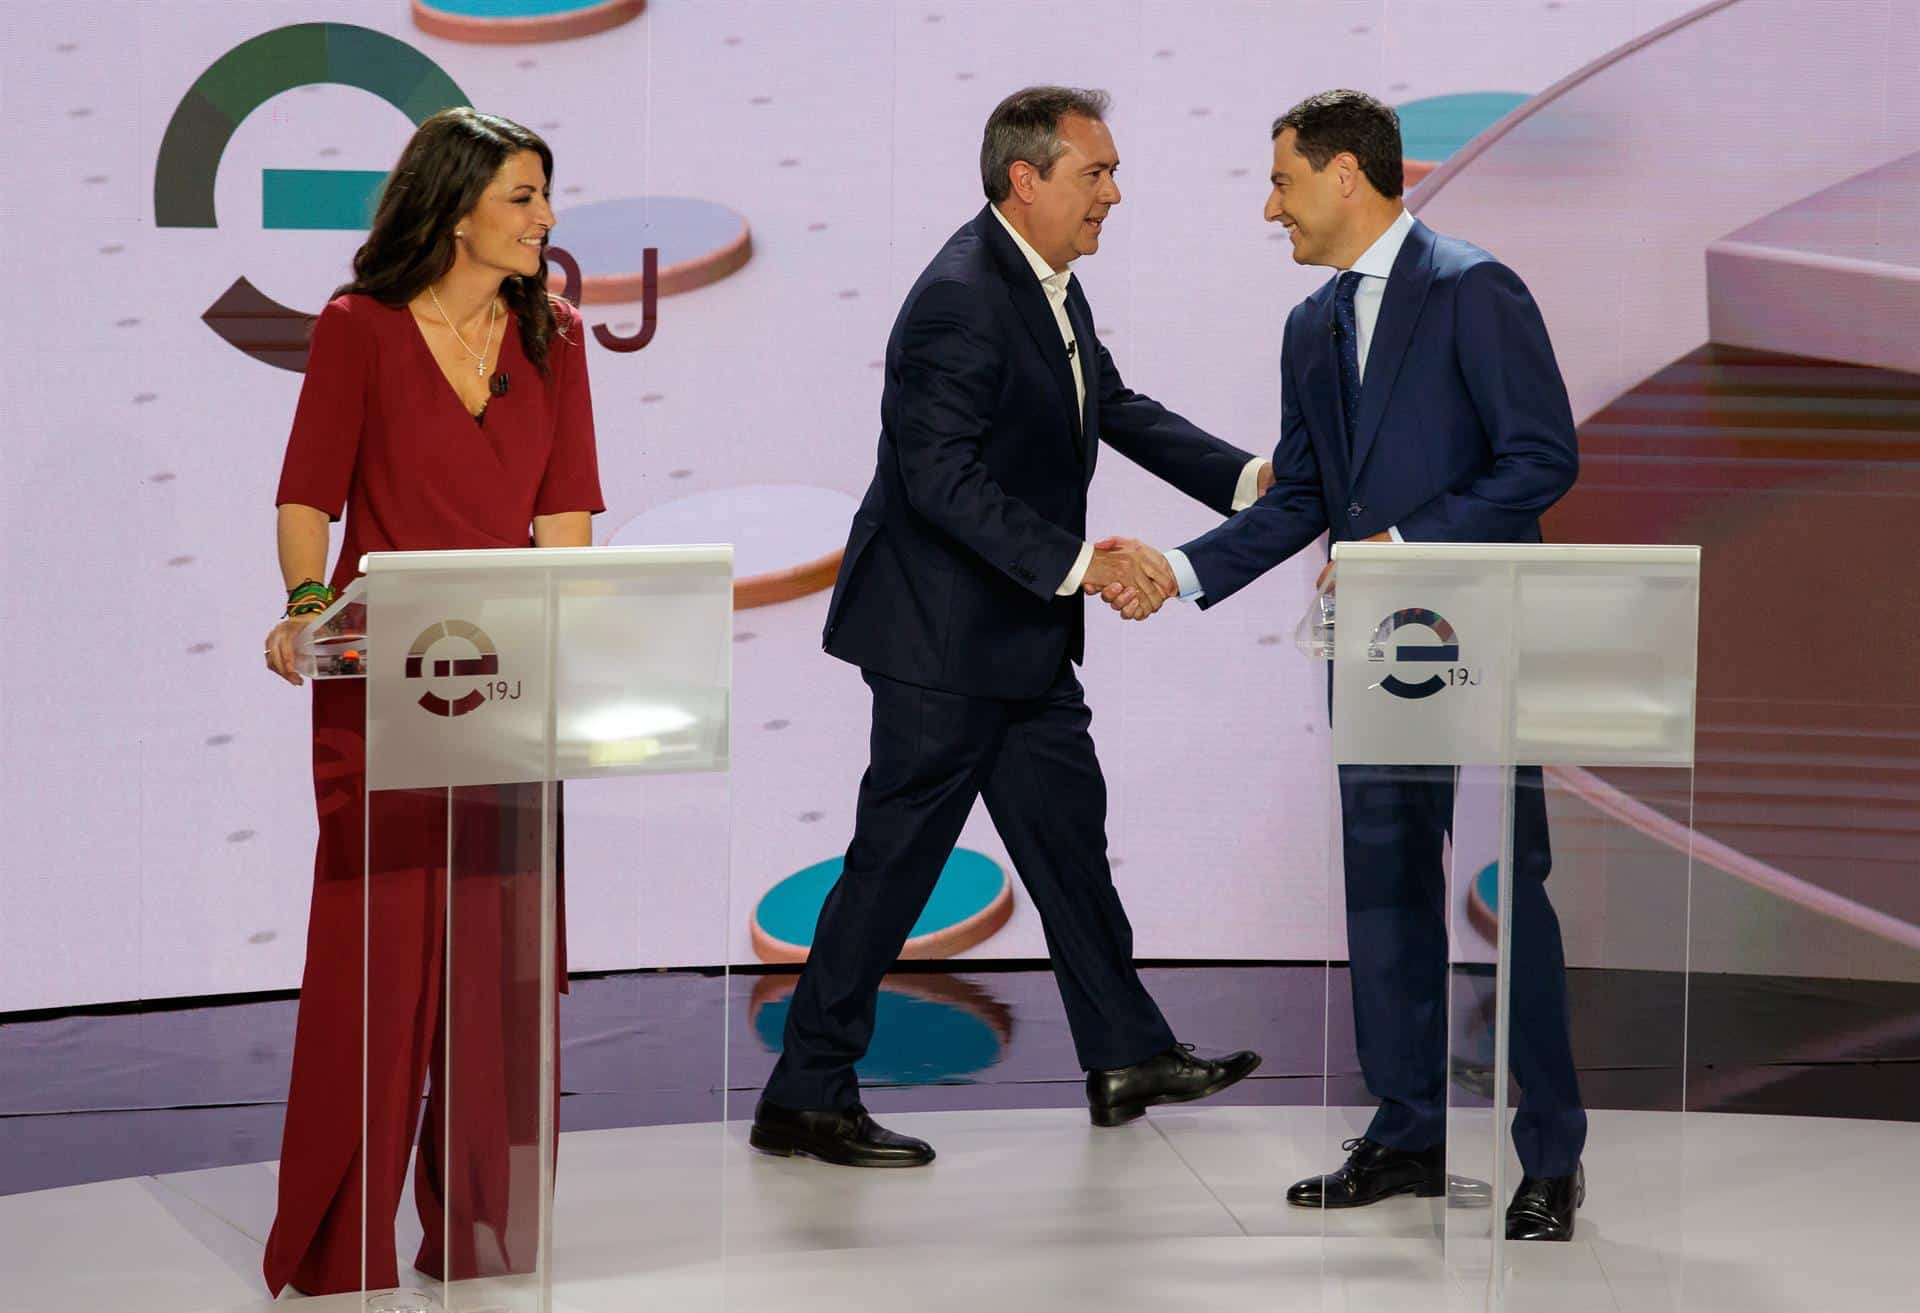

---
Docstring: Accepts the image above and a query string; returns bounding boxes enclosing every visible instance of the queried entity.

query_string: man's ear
[1008,160,1037,204]
[1336,152,1361,197]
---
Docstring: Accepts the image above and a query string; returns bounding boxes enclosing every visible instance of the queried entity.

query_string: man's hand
[1083,537,1176,620]
[1316,530,1393,593]
[1256,461,1275,499]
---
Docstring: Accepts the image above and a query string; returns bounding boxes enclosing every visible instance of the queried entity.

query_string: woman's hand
[264,615,317,686]
[271,505,334,686]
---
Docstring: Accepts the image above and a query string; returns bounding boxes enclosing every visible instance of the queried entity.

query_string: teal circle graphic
[1475,860,1500,913]
[1465,860,1503,945]
[755,848,1006,950]
[753,988,1004,1085]
[419,0,610,14]
[1396,92,1530,161]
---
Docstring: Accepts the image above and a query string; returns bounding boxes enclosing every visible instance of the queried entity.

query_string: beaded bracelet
[284,578,337,619]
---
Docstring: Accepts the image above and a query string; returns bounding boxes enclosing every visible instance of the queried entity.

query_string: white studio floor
[4,1106,1912,1313]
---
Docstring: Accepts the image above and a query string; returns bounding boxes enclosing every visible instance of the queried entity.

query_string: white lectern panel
[1321,542,1699,1312]
[1332,544,1698,769]
[311,546,734,1313]
[362,547,732,791]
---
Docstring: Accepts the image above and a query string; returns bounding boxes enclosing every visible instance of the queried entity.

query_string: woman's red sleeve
[274,298,369,520]
[534,301,606,517]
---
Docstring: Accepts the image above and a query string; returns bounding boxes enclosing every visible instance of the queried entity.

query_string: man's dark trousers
[763,665,1175,1112]
[1340,761,1587,1179]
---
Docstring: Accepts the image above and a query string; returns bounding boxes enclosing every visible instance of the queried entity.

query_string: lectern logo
[1367,607,1476,700]
[405,620,520,717]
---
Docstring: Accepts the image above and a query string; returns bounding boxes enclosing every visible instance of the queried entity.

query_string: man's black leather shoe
[748,1099,935,1168]
[1085,1043,1262,1127]
[1287,1137,1446,1208]
[1505,1163,1584,1241]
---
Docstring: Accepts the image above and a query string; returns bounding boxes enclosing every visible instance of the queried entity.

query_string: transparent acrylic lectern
[299,545,733,1313]
[1310,542,1700,1311]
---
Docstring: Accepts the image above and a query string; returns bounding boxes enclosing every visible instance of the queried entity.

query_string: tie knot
[1335,270,1363,305]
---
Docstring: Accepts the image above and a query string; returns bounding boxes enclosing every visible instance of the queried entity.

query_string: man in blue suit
[1157,90,1587,1239]
[751,86,1263,1168]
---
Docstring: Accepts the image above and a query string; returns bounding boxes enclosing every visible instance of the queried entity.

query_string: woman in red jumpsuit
[259,107,602,1298]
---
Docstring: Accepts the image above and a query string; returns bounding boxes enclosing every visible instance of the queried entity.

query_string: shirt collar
[991,204,1073,293]
[1348,206,1415,281]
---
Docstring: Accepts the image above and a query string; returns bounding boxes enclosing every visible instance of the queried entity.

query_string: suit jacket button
[1348,502,1363,519]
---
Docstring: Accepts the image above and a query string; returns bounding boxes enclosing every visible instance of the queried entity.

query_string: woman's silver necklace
[427,283,498,377]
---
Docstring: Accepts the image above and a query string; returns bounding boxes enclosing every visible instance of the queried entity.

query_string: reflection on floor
[1,1106,1914,1313]
[4,964,1917,1196]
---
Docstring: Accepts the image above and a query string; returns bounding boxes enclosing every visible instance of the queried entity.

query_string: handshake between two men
[1081,458,1276,620]
[1083,464,1392,620]
[1082,537,1181,620]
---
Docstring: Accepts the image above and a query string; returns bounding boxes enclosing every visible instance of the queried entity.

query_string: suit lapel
[1065,291,1095,466]
[978,207,1084,450]
[1300,285,1351,489]
[1349,221,1436,481]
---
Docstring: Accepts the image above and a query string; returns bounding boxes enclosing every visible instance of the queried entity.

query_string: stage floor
[4,1106,1910,1313]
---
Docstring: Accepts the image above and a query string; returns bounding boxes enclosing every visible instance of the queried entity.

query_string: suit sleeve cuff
[1229,457,1267,512]
[1166,548,1204,602]
[1387,525,1405,544]
[1056,540,1094,595]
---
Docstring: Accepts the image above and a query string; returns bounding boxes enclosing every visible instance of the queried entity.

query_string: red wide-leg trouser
[264,684,562,1298]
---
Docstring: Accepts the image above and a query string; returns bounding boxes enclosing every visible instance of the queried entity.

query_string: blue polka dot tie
[1332,270,1364,455]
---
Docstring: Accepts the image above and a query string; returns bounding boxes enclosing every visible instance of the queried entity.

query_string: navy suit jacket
[824,206,1254,699]
[1179,219,1577,607]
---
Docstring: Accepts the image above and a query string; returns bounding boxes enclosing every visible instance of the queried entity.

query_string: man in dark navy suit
[1154,90,1587,1240]
[751,86,1264,1167]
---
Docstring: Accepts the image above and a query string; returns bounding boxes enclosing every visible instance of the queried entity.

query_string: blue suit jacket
[1179,219,1578,607]
[824,207,1253,698]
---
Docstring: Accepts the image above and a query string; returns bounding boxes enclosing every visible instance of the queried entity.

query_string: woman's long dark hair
[336,107,565,374]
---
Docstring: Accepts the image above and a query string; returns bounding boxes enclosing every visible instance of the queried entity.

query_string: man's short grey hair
[980,86,1111,203]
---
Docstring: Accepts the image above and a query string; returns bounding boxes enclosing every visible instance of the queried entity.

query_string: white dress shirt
[1166,207,1414,601]
[991,204,1085,414]
[988,205,1265,595]
[1346,205,1415,378]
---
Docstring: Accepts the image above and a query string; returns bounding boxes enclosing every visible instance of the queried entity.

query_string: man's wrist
[1230,457,1268,512]
[1166,548,1204,602]
[1057,541,1094,595]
